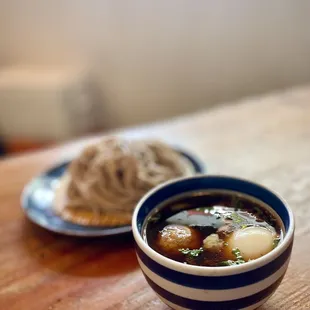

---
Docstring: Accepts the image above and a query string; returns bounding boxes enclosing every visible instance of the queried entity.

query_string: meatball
[156,224,201,255]
[203,234,224,253]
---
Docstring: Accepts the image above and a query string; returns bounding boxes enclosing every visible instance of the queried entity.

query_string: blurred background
[1,1,310,156]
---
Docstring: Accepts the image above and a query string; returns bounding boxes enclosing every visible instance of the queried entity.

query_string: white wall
[1,1,310,128]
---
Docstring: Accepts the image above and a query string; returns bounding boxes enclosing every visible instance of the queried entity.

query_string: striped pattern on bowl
[132,176,294,310]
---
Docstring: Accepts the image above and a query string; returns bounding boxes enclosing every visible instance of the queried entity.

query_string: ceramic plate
[21,148,205,237]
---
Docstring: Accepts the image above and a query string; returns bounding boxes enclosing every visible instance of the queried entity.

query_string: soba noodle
[53,138,193,226]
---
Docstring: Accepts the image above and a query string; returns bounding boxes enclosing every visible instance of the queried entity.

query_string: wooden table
[1,86,310,310]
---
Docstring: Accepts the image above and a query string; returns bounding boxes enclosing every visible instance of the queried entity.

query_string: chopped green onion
[179,247,204,257]
[219,248,245,266]
[273,237,281,249]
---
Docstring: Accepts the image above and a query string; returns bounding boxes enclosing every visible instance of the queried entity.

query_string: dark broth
[143,191,284,267]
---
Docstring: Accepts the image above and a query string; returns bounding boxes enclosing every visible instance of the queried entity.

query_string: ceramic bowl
[132,175,294,310]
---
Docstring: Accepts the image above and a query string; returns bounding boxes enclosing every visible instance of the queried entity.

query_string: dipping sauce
[143,191,284,267]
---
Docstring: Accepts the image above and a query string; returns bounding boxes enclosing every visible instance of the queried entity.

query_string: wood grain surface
[1,86,310,309]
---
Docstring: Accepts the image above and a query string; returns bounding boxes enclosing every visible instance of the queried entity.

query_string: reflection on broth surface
[143,191,284,267]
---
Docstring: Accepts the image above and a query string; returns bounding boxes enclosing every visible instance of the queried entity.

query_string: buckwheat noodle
[62,138,191,217]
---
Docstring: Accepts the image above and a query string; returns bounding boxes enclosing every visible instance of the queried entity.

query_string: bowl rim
[132,174,295,276]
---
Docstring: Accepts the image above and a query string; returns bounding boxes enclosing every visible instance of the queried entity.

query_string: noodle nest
[53,138,195,226]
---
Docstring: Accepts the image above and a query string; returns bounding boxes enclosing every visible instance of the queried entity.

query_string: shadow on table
[22,219,139,277]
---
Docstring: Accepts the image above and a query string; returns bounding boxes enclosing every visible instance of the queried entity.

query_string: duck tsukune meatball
[156,224,201,255]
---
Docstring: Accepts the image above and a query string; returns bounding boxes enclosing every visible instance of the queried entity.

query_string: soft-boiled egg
[227,226,275,260]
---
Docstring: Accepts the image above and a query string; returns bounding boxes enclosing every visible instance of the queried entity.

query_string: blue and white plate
[21,148,205,237]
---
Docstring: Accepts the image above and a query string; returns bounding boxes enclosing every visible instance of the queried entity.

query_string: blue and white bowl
[132,175,294,310]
